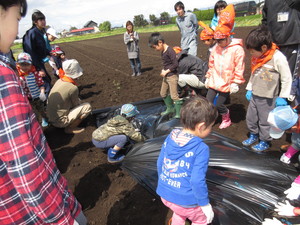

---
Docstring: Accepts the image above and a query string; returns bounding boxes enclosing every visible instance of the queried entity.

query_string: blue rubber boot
[242,133,258,146]
[251,141,270,151]
[107,148,125,163]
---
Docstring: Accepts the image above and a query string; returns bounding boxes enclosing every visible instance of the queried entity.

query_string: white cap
[47,27,58,38]
[267,106,298,139]
[62,59,83,79]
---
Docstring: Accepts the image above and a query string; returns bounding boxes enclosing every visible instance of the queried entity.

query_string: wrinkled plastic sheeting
[93,97,300,225]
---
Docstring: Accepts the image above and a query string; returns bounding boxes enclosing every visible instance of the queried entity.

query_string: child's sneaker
[280,153,291,164]
[251,141,270,151]
[107,148,125,163]
[242,133,258,146]
[41,118,49,127]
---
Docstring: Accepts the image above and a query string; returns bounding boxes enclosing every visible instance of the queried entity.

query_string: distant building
[84,20,98,28]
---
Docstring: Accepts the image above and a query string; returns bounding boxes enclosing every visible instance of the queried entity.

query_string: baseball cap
[17,52,32,64]
[267,106,298,139]
[47,27,58,38]
[51,45,64,54]
[62,59,83,79]
[121,104,139,117]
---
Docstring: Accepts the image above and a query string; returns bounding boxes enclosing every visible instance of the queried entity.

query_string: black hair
[180,96,218,130]
[32,9,45,24]
[214,1,227,15]
[0,0,27,17]
[148,32,165,46]
[245,25,273,51]
[174,1,185,11]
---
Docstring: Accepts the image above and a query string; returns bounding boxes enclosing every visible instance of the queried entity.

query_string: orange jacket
[205,38,245,92]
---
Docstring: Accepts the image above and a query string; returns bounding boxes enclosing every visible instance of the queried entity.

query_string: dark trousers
[206,88,229,115]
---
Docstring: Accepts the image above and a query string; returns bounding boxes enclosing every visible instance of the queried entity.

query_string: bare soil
[43,27,290,225]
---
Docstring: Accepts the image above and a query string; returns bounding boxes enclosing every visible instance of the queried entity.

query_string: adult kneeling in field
[47,59,92,134]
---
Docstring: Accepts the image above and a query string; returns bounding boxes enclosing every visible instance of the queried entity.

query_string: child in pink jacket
[205,4,245,129]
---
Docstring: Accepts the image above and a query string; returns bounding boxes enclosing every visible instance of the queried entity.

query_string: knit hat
[62,59,83,79]
[121,104,139,117]
[17,52,32,64]
[198,21,214,40]
[173,46,182,54]
[47,27,58,38]
[268,106,299,139]
[214,4,235,39]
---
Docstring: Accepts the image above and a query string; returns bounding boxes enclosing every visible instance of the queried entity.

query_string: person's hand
[205,78,209,89]
[56,70,60,76]
[39,91,47,102]
[284,182,300,200]
[160,69,168,77]
[275,200,296,216]
[261,217,283,225]
[200,204,214,224]
[245,90,252,101]
[230,83,239,94]
[39,70,46,77]
[275,97,288,107]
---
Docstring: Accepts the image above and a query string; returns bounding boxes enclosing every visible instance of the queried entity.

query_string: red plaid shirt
[0,55,81,224]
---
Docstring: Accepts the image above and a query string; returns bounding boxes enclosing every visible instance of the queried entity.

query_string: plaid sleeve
[0,65,80,224]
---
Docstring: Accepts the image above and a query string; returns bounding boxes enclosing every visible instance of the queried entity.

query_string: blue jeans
[92,135,128,149]
[129,57,141,74]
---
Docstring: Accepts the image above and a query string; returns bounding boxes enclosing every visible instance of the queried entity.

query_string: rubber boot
[219,110,231,129]
[174,100,183,119]
[107,148,125,163]
[64,118,85,134]
[242,133,258,146]
[161,96,175,116]
[281,146,299,164]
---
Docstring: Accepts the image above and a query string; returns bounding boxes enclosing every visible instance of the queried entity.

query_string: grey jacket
[124,31,140,59]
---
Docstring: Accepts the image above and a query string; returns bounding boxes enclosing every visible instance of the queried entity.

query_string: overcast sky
[19,0,259,37]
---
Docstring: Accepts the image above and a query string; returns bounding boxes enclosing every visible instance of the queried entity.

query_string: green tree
[133,14,148,27]
[160,12,170,22]
[149,14,157,24]
[99,21,111,31]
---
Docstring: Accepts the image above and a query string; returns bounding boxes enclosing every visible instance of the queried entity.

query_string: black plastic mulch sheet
[93,97,300,225]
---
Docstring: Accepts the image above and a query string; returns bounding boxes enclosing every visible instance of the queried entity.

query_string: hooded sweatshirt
[177,50,208,83]
[156,128,209,206]
[205,38,245,92]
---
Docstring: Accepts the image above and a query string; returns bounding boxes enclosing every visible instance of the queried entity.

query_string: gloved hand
[288,95,296,102]
[284,182,300,200]
[205,78,209,89]
[200,203,214,224]
[275,200,296,216]
[245,90,252,101]
[261,217,283,225]
[39,92,47,102]
[275,97,288,107]
[42,57,50,63]
[230,83,239,94]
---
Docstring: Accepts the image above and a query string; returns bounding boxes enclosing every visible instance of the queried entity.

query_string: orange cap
[198,21,214,40]
[173,46,182,54]
[214,4,235,39]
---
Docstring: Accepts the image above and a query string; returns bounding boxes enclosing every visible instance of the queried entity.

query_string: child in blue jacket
[156,96,218,225]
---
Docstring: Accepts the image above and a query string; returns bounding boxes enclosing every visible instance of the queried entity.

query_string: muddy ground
[42,27,290,225]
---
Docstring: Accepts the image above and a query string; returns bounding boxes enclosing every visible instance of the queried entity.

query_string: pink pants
[161,198,207,225]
